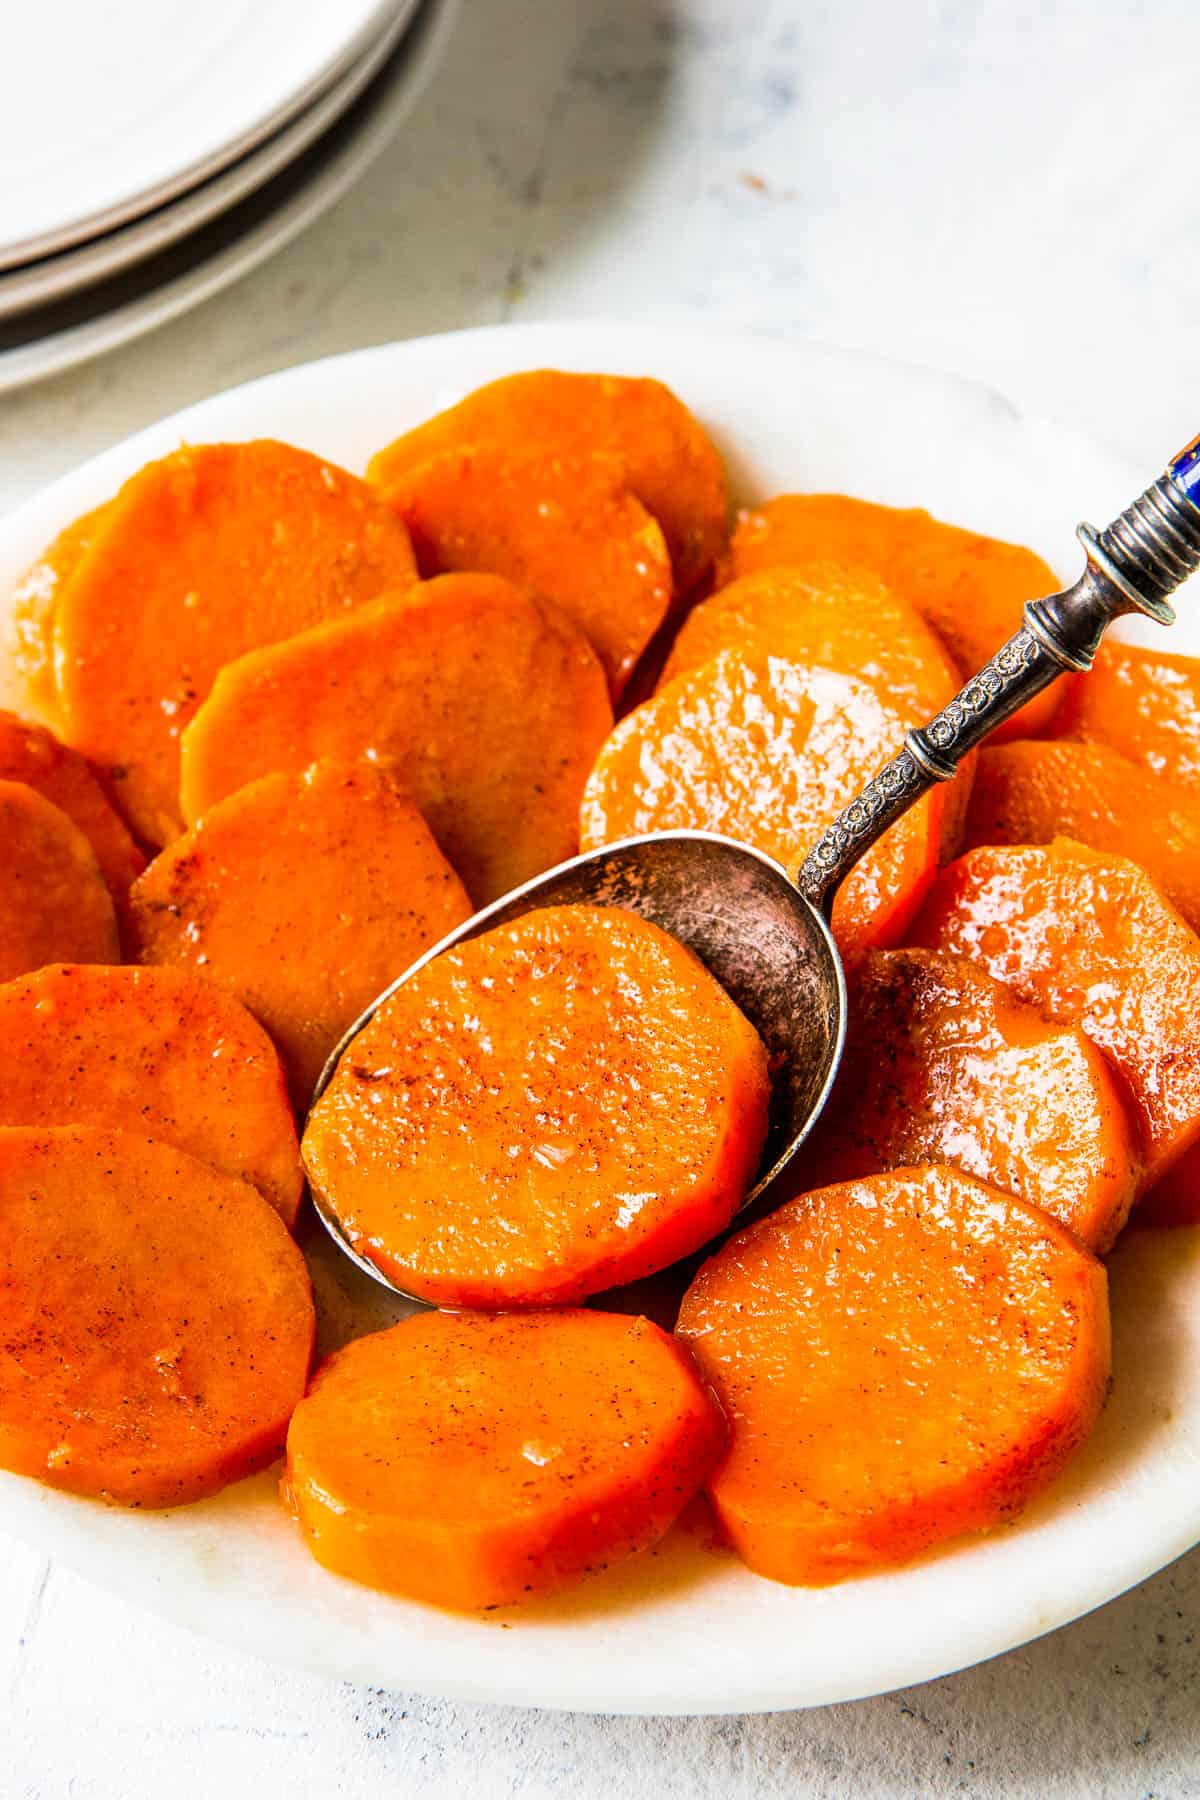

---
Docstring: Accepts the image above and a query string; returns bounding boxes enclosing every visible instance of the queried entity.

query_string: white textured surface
[2,0,1199,1791]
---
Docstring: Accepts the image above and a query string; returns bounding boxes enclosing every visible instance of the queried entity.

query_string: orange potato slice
[0,963,302,1228]
[0,709,144,901]
[913,838,1200,1184]
[49,441,418,845]
[303,904,770,1307]
[284,1309,724,1609]
[677,1166,1110,1585]
[380,446,672,698]
[799,947,1139,1251]
[0,780,119,981]
[1050,639,1200,787]
[180,574,612,906]
[720,493,1062,738]
[367,368,728,591]
[130,760,473,1109]
[0,1125,314,1508]
[580,650,952,961]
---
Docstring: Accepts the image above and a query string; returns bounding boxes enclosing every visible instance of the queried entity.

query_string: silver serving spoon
[310,438,1200,1292]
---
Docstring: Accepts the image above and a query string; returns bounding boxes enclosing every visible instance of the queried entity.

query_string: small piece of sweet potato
[720,493,1062,738]
[180,574,612,906]
[0,1125,314,1508]
[0,780,119,981]
[798,947,1139,1251]
[0,709,144,901]
[283,1308,724,1609]
[50,441,418,844]
[677,1165,1110,1585]
[0,963,302,1228]
[1050,640,1200,788]
[130,760,474,1109]
[367,368,728,591]
[913,838,1200,1184]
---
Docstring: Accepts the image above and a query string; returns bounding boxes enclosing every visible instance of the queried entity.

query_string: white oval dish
[0,0,412,268]
[0,324,1195,1715]
[0,0,458,396]
[0,0,424,325]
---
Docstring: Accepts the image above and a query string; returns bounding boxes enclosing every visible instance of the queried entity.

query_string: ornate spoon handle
[795,438,1200,911]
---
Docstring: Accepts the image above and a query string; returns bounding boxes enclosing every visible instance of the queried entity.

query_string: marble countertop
[3,1,1199,1793]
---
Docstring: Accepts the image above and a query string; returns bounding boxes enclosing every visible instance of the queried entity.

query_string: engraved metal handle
[795,437,1200,910]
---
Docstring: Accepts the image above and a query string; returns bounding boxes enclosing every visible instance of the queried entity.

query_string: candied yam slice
[51,441,418,845]
[367,368,728,591]
[913,838,1200,1184]
[799,947,1139,1251]
[380,446,672,698]
[677,1166,1111,1586]
[0,709,144,900]
[1,501,110,726]
[283,1308,724,1609]
[303,904,771,1307]
[580,650,949,961]
[130,760,473,1110]
[181,574,612,906]
[963,738,1200,937]
[1051,640,1200,787]
[658,562,960,720]
[721,493,1062,738]
[0,1125,314,1507]
[0,780,119,981]
[0,963,302,1228]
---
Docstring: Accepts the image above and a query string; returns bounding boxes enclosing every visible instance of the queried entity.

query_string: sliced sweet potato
[0,710,144,901]
[130,760,473,1110]
[913,838,1200,1184]
[677,1166,1111,1586]
[303,904,771,1307]
[0,963,302,1228]
[798,947,1139,1251]
[720,493,1062,738]
[1051,640,1200,787]
[1,502,110,727]
[658,562,960,721]
[580,650,952,961]
[379,446,672,698]
[180,574,612,905]
[0,1125,314,1508]
[367,369,729,591]
[283,1308,724,1609]
[0,780,119,981]
[50,441,418,845]
[962,739,1200,936]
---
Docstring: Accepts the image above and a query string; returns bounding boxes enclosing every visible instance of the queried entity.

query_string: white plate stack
[0,0,458,392]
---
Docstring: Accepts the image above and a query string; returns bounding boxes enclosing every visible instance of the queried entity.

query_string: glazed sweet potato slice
[658,563,960,719]
[0,710,144,900]
[799,947,1139,1251]
[720,493,1062,738]
[379,446,672,698]
[283,1309,724,1609]
[0,781,119,981]
[0,501,110,726]
[1051,640,1200,787]
[130,760,473,1110]
[181,574,612,905]
[50,441,418,845]
[913,838,1200,1184]
[367,368,729,591]
[677,1166,1110,1586]
[0,963,302,1228]
[0,1125,314,1508]
[962,739,1200,936]
[303,904,771,1306]
[580,651,953,961]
